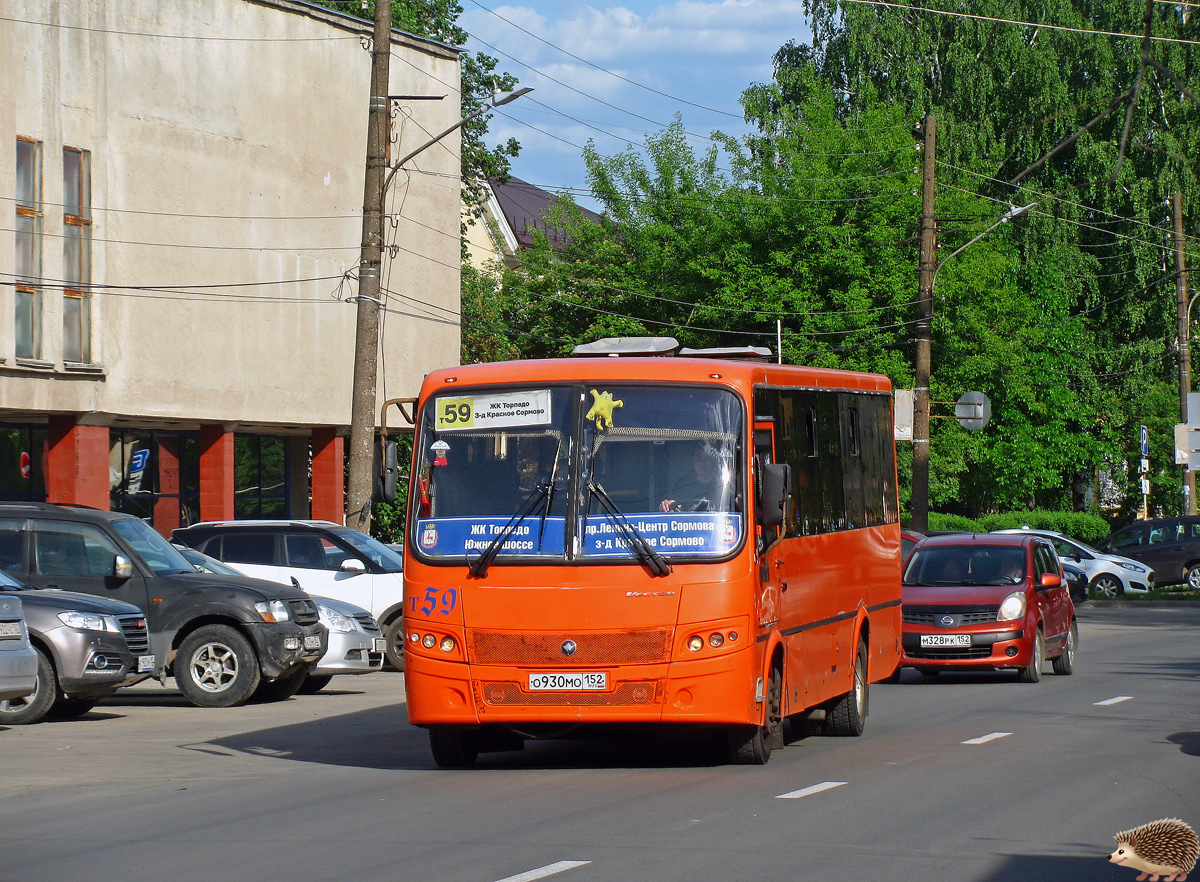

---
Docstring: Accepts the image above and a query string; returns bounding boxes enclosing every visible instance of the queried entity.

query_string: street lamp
[910,200,1036,531]
[345,83,533,532]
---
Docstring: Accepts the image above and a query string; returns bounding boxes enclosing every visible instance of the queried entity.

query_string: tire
[175,625,261,708]
[1052,621,1078,676]
[254,664,310,702]
[1018,629,1044,683]
[429,727,479,768]
[1186,564,1200,590]
[728,662,783,764]
[298,674,333,694]
[384,618,405,672]
[46,698,98,720]
[826,639,868,737]
[1089,573,1123,599]
[0,648,58,725]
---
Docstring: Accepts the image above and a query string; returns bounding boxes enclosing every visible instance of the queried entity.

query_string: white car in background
[993,528,1153,598]
[174,545,385,692]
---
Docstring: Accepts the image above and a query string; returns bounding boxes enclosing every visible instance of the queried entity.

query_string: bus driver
[660,442,729,512]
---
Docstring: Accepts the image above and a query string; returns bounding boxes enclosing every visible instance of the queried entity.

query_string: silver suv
[0,594,37,703]
[0,569,151,724]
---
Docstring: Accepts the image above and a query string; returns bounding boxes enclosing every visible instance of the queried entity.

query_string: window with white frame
[15,137,43,360]
[62,146,91,364]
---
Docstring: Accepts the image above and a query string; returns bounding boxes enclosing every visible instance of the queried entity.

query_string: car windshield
[176,545,244,577]
[332,528,404,572]
[111,518,195,575]
[410,383,744,564]
[0,568,24,590]
[904,545,1027,586]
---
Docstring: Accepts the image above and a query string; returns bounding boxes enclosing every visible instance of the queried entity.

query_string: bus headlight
[422,634,437,648]
[709,633,724,648]
[440,636,456,652]
[688,636,704,652]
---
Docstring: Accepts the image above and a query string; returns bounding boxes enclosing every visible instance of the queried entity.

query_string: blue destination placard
[582,513,741,558]
[416,517,566,557]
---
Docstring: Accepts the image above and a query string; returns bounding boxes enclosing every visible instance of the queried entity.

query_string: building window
[0,424,47,501]
[63,147,92,364]
[15,137,43,359]
[235,435,289,519]
[110,431,201,534]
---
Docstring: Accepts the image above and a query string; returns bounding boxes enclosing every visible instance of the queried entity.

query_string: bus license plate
[920,634,971,647]
[137,654,156,673]
[528,672,607,691]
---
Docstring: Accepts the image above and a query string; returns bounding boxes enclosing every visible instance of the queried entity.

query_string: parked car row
[0,503,400,726]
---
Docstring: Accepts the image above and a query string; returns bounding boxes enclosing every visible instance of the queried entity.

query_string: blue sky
[458,1,814,209]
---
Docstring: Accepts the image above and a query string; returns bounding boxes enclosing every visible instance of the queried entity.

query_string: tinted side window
[31,520,122,577]
[1108,527,1143,550]
[1148,522,1181,545]
[220,533,276,565]
[0,518,24,571]
[284,534,342,570]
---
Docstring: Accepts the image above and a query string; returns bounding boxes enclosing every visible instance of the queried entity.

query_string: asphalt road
[1,604,1197,882]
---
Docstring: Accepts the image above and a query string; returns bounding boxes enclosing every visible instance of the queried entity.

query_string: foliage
[926,510,1112,543]
[474,0,1198,522]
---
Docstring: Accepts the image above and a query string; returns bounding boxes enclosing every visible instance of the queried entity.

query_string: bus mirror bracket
[760,463,790,528]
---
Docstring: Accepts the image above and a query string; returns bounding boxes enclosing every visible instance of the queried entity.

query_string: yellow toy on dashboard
[585,389,623,431]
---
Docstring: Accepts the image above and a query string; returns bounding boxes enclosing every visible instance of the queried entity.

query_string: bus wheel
[826,639,868,737]
[728,664,782,764]
[429,727,479,768]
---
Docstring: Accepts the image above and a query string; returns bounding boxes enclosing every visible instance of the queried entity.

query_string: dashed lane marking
[1094,696,1133,706]
[493,861,591,882]
[777,781,848,799]
[962,732,1012,745]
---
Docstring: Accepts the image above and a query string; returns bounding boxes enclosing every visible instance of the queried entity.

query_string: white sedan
[993,528,1152,598]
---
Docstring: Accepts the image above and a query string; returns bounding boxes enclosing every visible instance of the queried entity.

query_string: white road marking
[962,732,1012,745]
[493,861,591,882]
[776,781,848,799]
[1094,696,1133,706]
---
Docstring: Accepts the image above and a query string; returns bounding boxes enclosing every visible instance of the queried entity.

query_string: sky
[458,0,814,210]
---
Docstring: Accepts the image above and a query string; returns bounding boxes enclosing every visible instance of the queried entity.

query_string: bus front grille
[467,629,672,665]
[478,681,662,706]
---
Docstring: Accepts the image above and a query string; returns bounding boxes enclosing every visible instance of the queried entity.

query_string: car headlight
[1116,561,1145,573]
[317,603,356,633]
[57,610,121,633]
[997,592,1027,622]
[254,600,292,623]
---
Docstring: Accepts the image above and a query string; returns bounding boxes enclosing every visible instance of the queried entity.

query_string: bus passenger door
[754,427,781,629]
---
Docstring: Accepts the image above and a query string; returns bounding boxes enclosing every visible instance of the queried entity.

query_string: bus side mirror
[374,438,398,503]
[759,463,790,528]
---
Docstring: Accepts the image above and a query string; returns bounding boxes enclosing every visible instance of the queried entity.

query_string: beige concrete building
[1,0,462,531]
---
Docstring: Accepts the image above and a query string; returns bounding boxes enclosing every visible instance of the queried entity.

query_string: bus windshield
[410,383,744,565]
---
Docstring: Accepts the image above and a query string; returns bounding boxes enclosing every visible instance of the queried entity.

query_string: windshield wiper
[587,481,673,577]
[469,482,554,579]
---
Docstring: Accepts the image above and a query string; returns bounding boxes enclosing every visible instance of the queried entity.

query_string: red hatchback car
[900,534,1077,681]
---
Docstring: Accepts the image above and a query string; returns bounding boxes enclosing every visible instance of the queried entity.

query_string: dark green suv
[0,503,327,707]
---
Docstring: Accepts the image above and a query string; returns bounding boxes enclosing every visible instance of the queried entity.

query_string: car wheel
[1185,564,1200,590]
[826,639,868,737]
[175,624,261,708]
[298,674,333,694]
[729,661,782,763]
[1089,573,1123,599]
[1018,629,1044,683]
[384,618,405,672]
[0,648,58,725]
[429,726,479,768]
[254,664,311,702]
[1052,621,1077,676]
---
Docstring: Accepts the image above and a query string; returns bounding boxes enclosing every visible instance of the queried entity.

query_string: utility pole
[911,114,936,531]
[1174,190,1196,514]
[346,0,394,533]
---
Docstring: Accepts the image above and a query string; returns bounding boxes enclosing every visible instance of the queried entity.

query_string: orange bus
[401,338,902,766]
